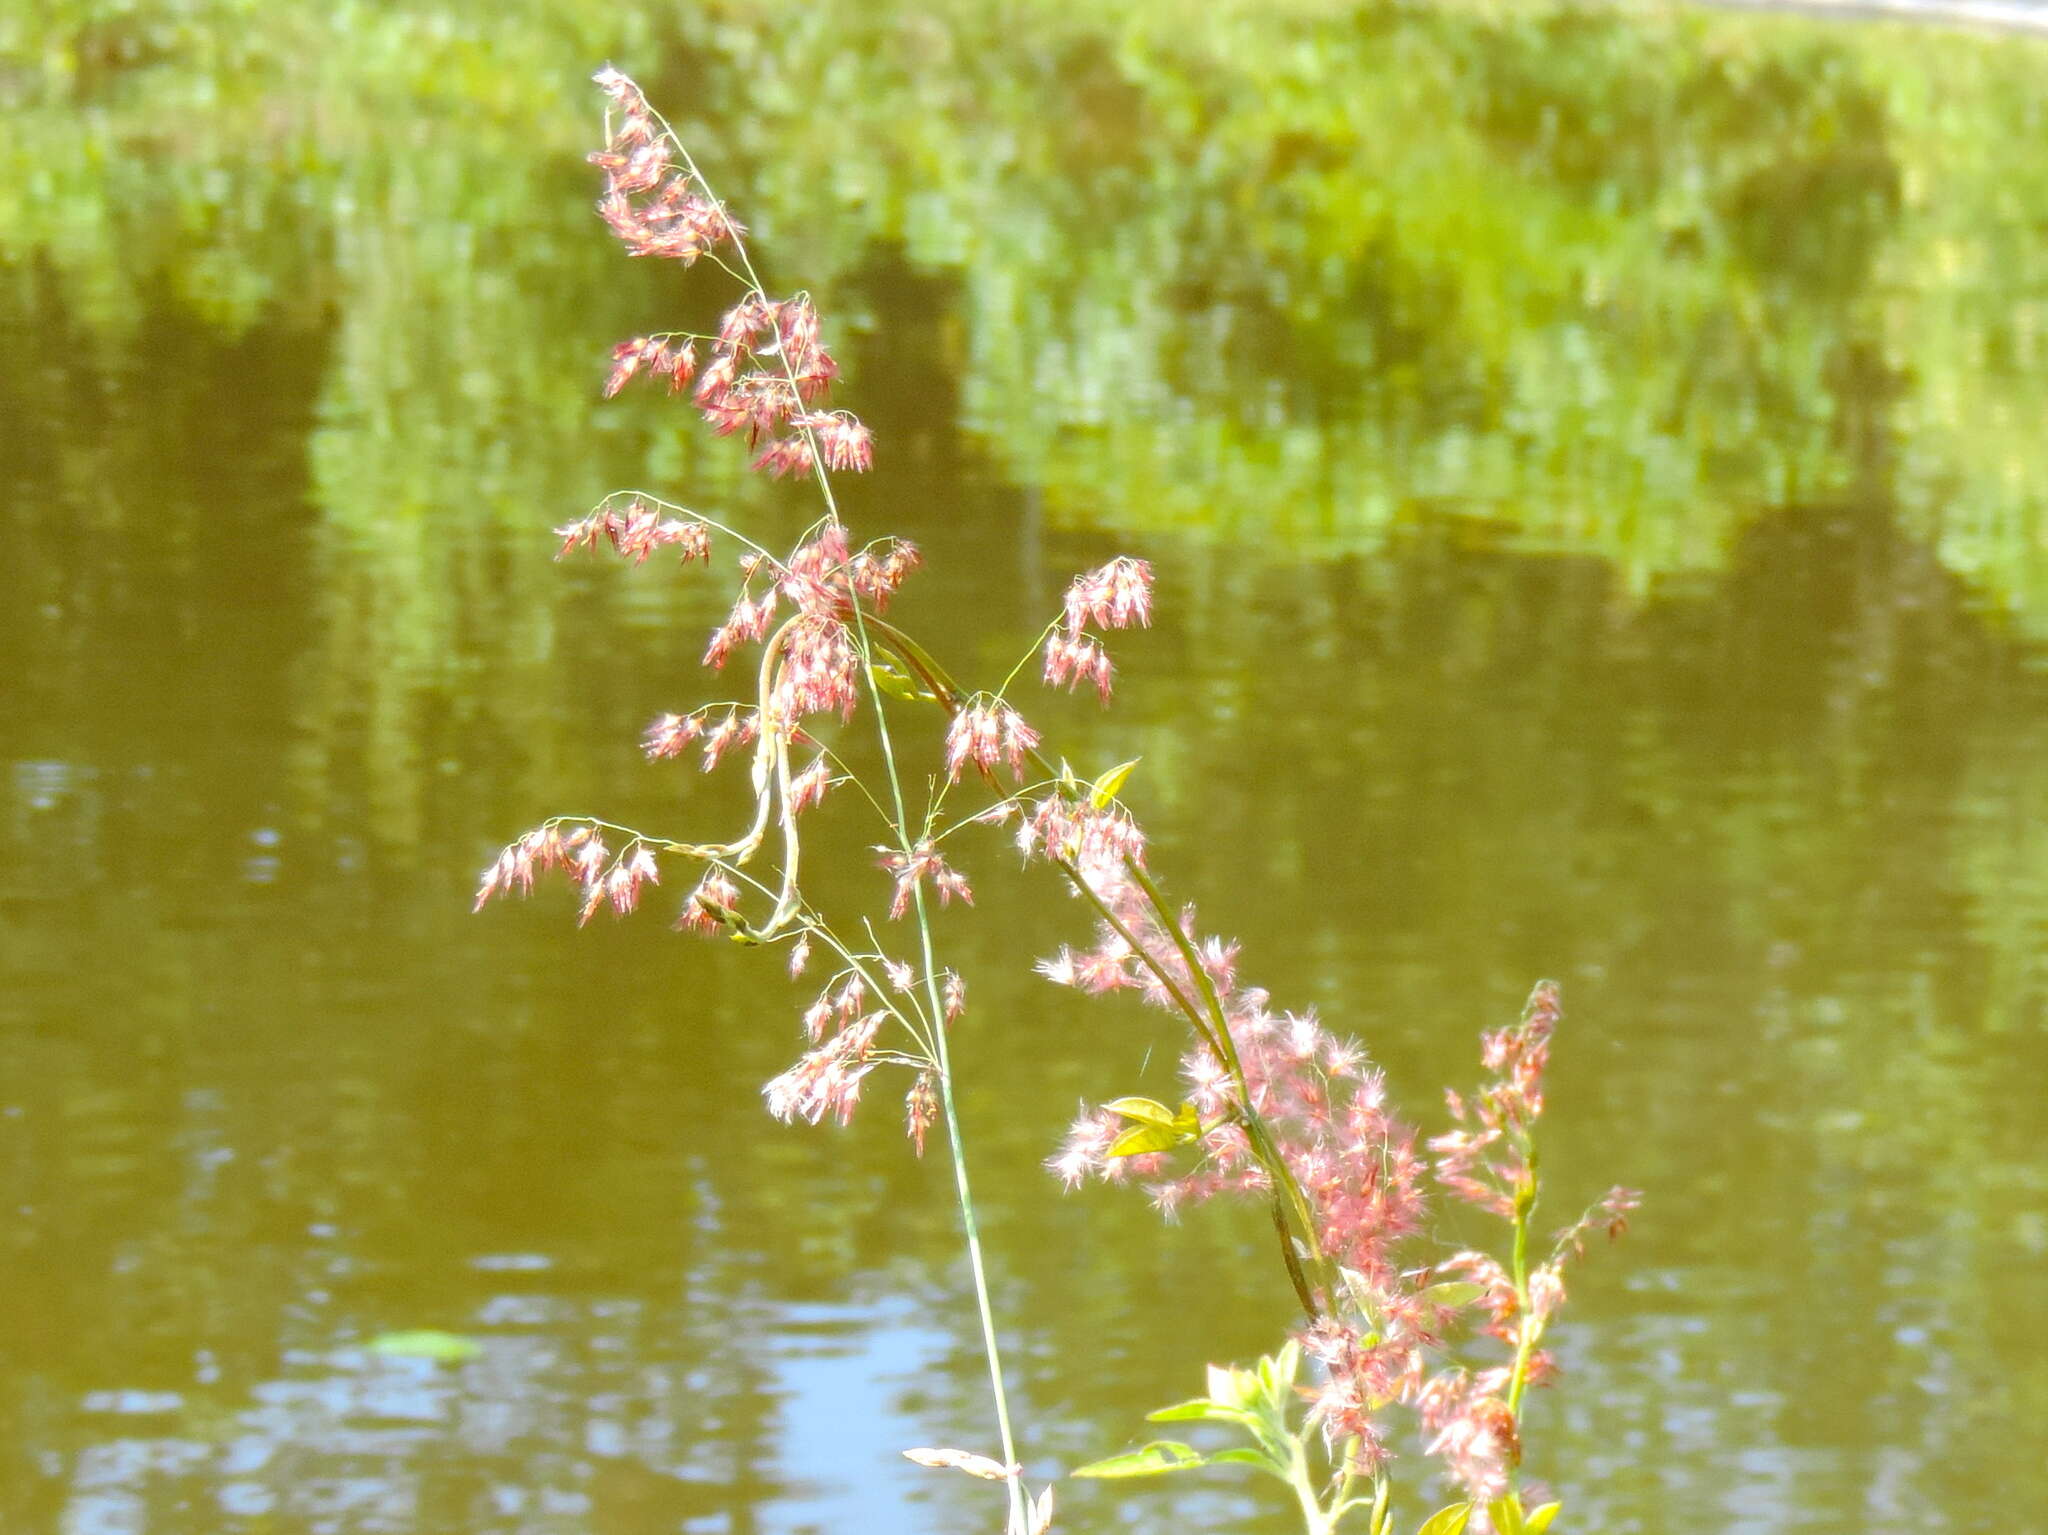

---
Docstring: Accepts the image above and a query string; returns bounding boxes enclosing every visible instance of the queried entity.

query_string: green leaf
[1206,1361,1252,1409]
[1414,1505,1474,1535]
[1145,1398,1261,1429]
[1525,1502,1562,1534]
[868,663,935,702]
[1070,1441,1209,1479]
[1256,1341,1301,1406]
[1103,1096,1179,1128]
[1090,757,1141,807]
[367,1330,481,1364]
[1205,1446,1289,1480]
[1108,1122,1189,1157]
[1271,1340,1302,1386]
[1421,1281,1486,1310]
[1104,1099,1201,1157]
[1488,1495,1527,1535]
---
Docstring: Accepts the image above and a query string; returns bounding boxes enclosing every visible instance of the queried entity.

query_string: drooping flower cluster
[879,840,975,921]
[642,705,759,771]
[589,68,872,481]
[1042,557,1154,701]
[604,334,697,398]
[590,66,744,264]
[944,696,1042,783]
[694,295,870,479]
[554,497,712,565]
[473,823,661,927]
[765,971,888,1127]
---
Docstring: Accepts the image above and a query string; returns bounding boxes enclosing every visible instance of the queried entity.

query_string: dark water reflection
[6,4,2048,1533]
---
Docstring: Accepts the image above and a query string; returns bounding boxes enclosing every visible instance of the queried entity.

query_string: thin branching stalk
[654,121,1029,1531]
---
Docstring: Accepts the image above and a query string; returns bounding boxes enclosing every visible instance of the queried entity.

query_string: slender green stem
[866,613,1334,1319]
[1286,1438,1335,1535]
[1506,1159,1536,1410]
[652,121,1027,1528]
[1500,1162,1539,1509]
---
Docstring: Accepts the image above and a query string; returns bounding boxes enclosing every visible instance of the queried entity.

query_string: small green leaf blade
[1102,1096,1179,1128]
[868,663,932,702]
[1145,1399,1260,1429]
[1108,1122,1188,1157]
[1090,758,1141,808]
[1205,1446,1288,1480]
[1525,1502,1562,1534]
[1416,1504,1474,1535]
[1070,1441,1209,1479]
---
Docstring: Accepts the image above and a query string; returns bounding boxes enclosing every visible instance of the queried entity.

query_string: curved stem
[1120,858,1333,1304]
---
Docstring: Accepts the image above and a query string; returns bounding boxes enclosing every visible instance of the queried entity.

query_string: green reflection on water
[8,0,2048,617]
[4,3,2048,1533]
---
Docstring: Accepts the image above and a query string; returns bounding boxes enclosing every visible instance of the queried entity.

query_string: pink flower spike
[944,697,1041,782]
[603,336,657,398]
[1062,556,1154,636]
[751,435,818,479]
[786,756,835,816]
[878,841,973,921]
[905,1073,939,1158]
[643,712,704,759]
[1043,632,1113,701]
[793,411,874,473]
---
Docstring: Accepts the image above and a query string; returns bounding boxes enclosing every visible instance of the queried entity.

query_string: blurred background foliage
[6,0,2047,604]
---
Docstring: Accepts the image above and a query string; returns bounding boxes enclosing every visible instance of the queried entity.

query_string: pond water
[3,4,2046,1533]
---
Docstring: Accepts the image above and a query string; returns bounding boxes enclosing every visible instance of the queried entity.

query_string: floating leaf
[902,1447,1019,1481]
[366,1330,481,1364]
[1070,1441,1209,1479]
[1525,1502,1562,1534]
[1415,1505,1474,1535]
[1090,757,1141,808]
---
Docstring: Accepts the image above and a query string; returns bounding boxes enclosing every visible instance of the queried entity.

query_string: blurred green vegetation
[6,0,2048,617]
